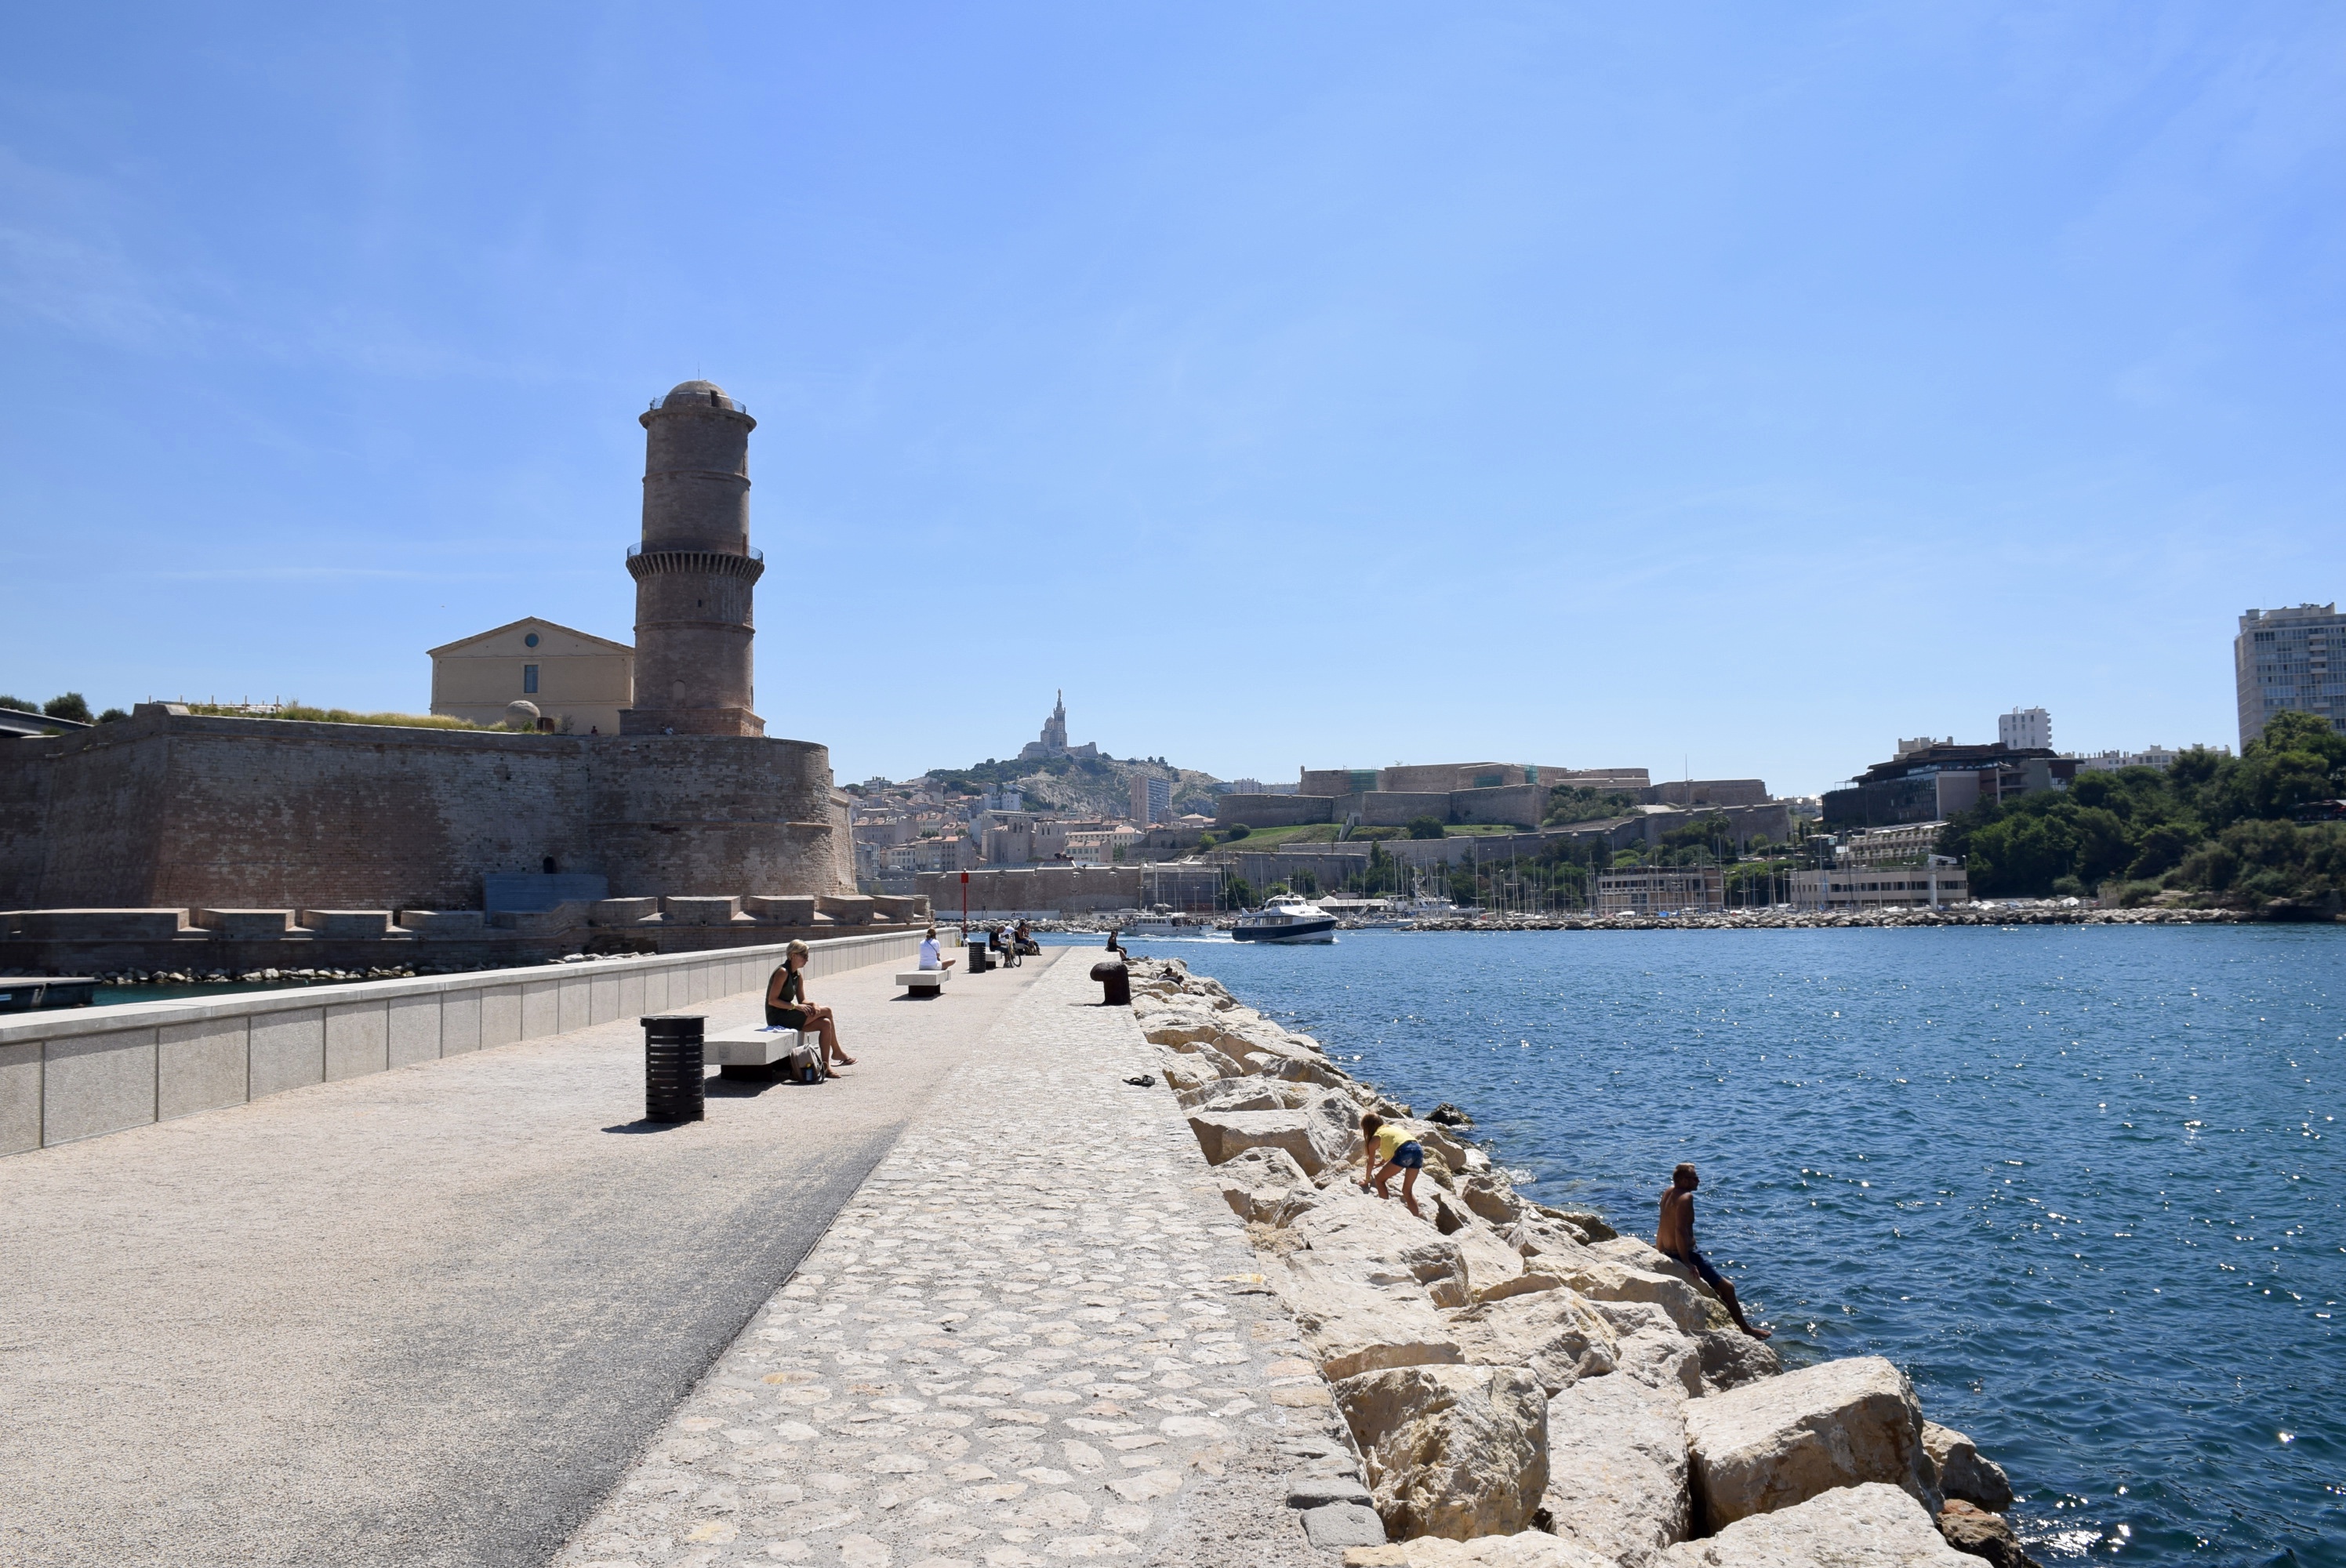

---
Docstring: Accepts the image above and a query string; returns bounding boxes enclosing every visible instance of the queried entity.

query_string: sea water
[1119,926,2344,1565]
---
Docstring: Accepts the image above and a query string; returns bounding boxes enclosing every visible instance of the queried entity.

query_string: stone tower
[619,380,766,736]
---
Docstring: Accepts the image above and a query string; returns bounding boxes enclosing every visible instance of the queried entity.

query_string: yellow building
[428,617,634,735]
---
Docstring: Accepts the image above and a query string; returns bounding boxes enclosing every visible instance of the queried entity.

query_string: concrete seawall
[0,927,921,1157]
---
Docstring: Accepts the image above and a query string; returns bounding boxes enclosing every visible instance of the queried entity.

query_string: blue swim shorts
[1665,1247,1727,1294]
[1389,1141,1425,1170]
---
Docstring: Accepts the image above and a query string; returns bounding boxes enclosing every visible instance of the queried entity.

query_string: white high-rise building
[1998,707,2050,751]
[2236,604,2345,747]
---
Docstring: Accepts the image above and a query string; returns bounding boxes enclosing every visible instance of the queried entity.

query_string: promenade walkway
[0,949,1050,1568]
[552,949,1327,1568]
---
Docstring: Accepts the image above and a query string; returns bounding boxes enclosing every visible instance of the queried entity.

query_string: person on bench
[917,927,957,972]
[767,939,855,1075]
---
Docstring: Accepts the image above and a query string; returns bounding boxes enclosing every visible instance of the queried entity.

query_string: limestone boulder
[1508,1214,1600,1262]
[1535,1256,1713,1338]
[1660,1482,1973,1567]
[1542,1370,1691,1566]
[1923,1422,2015,1513]
[1295,1186,1473,1307]
[1189,1104,1350,1174]
[1695,1329,1782,1395]
[1428,1192,1526,1299]
[1340,1532,1613,1568]
[1934,1500,2038,1568]
[1444,1284,1618,1394]
[1214,1145,1316,1223]
[1274,1253,1467,1382]
[1272,1054,1356,1092]
[1683,1355,1936,1532]
[1307,1089,1370,1167]
[1334,1363,1550,1541]
[1595,1301,1704,1402]
[1532,1203,1617,1243]
[1180,1077,1295,1114]
[1459,1171,1525,1227]
[1155,1053,1218,1093]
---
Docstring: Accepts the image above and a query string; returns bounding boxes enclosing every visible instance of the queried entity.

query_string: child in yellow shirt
[1356,1112,1425,1217]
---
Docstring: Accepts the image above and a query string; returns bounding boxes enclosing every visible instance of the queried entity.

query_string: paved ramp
[0,950,1059,1568]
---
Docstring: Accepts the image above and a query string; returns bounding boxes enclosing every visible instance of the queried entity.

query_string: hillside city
[828,602,2345,920]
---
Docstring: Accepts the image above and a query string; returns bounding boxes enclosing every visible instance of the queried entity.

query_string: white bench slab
[897,970,950,993]
[704,1024,808,1066]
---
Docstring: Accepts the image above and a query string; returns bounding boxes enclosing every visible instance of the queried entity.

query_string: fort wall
[0,707,850,913]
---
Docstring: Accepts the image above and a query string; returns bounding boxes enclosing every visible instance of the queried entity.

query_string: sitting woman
[765,939,855,1075]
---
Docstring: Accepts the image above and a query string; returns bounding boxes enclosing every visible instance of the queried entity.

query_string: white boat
[1231,893,1338,944]
[1121,906,1214,938]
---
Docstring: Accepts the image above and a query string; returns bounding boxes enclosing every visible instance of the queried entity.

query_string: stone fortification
[1120,954,2036,1567]
[0,380,868,940]
[1,706,851,916]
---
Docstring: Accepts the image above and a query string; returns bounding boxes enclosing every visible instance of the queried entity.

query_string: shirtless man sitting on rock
[1658,1163,1770,1339]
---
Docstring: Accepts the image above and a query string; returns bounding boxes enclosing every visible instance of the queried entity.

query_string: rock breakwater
[1124,953,2040,1566]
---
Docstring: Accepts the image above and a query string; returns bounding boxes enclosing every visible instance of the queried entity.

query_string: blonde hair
[786,940,810,962]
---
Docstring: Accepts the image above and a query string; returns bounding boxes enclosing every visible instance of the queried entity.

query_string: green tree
[1224,822,1251,840]
[1405,816,1444,839]
[43,692,93,724]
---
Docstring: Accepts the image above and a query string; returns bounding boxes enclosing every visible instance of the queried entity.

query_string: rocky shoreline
[1123,953,2043,1567]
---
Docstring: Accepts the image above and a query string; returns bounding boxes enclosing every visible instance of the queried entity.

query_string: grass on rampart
[183,702,500,731]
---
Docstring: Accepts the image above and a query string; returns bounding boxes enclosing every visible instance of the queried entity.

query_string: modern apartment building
[2235,604,2345,746]
[1129,775,1171,825]
[1998,708,2051,751]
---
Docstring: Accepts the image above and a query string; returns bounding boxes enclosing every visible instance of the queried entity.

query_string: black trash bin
[641,1013,706,1122]
[966,938,990,974]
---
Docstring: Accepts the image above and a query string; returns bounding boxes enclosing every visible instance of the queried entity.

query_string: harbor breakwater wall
[1124,953,2037,1566]
[0,928,921,1158]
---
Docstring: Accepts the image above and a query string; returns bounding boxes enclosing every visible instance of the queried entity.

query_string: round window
[525,633,539,648]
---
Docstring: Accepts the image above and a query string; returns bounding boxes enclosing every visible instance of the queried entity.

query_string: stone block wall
[1212,793,1335,829]
[0,708,852,913]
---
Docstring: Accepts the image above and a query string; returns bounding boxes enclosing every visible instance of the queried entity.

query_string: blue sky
[2,3,2341,793]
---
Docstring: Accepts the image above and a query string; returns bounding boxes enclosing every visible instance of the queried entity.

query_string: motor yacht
[1230,893,1338,944]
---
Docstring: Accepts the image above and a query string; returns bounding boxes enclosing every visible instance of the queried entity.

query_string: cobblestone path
[556,949,1336,1568]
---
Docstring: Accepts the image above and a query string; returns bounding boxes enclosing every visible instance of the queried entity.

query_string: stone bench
[896,968,952,996]
[704,1022,819,1081]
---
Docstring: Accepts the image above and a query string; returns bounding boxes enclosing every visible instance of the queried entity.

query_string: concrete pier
[0,946,1327,1568]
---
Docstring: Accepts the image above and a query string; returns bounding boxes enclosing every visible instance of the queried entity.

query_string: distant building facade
[1791,864,1968,911]
[1594,866,1723,916]
[429,617,634,735]
[1998,707,2051,751]
[1839,822,1947,867]
[1822,741,2074,829]
[2072,746,2195,773]
[2235,604,2344,747]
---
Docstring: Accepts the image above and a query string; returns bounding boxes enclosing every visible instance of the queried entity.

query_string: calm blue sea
[1113,926,2344,1566]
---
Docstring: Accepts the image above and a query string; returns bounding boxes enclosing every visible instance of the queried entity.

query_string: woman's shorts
[1389,1141,1425,1170]
[767,1006,809,1030]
